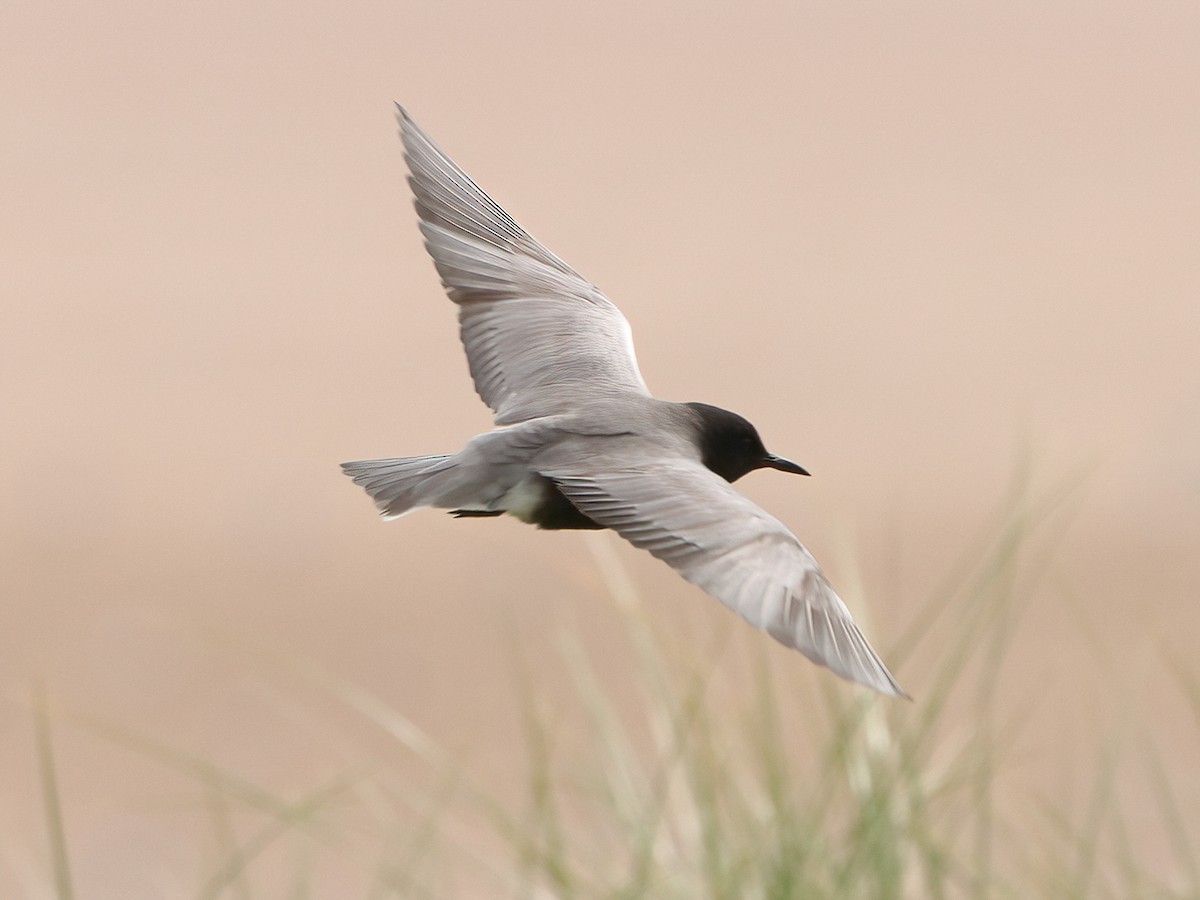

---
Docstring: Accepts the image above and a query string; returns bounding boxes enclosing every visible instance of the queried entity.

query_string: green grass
[31,472,1200,897]
[33,681,75,900]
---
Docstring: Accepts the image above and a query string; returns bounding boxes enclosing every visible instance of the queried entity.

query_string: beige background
[3,0,1199,894]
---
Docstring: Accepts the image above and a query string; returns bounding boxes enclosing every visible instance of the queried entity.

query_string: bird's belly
[500,477,550,521]
[501,475,604,531]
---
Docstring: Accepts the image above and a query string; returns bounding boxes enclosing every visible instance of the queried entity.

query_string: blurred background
[3,0,1198,894]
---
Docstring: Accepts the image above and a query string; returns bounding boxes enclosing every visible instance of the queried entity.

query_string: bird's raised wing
[398,106,650,425]
[542,457,906,696]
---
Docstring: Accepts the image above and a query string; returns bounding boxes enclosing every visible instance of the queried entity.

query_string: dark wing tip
[874,666,911,700]
[394,103,420,146]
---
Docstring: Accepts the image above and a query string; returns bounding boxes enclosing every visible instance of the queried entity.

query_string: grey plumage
[342,106,906,697]
[401,107,648,425]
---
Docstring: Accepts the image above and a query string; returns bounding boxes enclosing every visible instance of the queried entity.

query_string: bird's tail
[340,455,455,519]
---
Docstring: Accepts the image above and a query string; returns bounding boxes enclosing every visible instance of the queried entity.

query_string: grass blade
[32,683,75,900]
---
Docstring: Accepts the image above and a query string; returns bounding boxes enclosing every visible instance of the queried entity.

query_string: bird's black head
[685,402,810,483]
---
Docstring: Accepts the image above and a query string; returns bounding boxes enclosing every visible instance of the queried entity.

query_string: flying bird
[343,106,905,696]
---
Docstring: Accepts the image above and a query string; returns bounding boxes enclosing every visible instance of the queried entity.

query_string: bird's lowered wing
[542,457,907,696]
[398,107,650,425]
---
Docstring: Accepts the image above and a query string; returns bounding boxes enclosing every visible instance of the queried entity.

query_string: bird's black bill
[761,454,810,476]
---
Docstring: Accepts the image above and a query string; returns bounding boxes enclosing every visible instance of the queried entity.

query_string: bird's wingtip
[885,679,913,701]
[863,659,909,699]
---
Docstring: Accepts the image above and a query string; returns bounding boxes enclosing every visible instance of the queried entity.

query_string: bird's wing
[542,456,906,696]
[397,106,650,425]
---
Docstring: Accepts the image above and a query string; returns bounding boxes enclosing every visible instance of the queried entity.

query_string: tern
[343,107,905,696]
